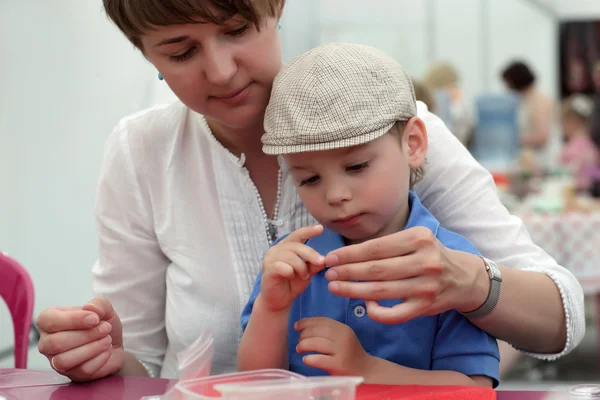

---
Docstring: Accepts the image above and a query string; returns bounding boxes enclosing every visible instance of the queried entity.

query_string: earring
[278,22,282,30]
[158,72,164,81]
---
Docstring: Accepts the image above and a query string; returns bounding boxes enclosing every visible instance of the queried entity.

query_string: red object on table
[356,384,496,400]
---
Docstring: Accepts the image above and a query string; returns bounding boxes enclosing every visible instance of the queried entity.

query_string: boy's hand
[295,317,371,377]
[260,225,326,312]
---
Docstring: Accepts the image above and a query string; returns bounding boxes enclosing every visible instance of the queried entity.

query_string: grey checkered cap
[262,42,417,155]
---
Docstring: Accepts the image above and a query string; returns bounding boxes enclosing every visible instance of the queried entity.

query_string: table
[0,369,581,400]
[519,210,600,294]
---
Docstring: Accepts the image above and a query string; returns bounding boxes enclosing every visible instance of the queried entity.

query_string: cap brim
[262,122,396,155]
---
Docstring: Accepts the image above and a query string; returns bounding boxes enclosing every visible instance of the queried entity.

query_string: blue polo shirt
[241,192,500,387]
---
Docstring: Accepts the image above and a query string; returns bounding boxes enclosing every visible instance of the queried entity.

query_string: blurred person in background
[560,94,599,193]
[502,61,557,171]
[587,62,600,197]
[423,62,473,146]
[413,79,437,114]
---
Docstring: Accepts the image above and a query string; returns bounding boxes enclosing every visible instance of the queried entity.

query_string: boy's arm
[237,293,291,371]
[363,356,493,387]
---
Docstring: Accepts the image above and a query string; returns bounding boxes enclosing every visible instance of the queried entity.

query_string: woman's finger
[65,349,112,382]
[38,321,112,356]
[325,254,424,282]
[324,227,435,266]
[36,308,100,334]
[328,276,437,300]
[50,335,113,372]
[365,298,429,324]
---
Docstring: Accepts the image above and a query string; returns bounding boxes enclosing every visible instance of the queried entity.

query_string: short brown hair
[103,0,284,51]
[501,61,535,92]
[389,121,426,188]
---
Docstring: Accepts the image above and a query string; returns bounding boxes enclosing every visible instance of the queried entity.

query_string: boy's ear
[404,116,428,169]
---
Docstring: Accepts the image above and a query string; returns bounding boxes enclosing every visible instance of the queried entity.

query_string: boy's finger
[282,225,324,244]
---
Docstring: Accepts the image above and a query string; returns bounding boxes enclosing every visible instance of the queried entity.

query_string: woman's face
[141,15,283,130]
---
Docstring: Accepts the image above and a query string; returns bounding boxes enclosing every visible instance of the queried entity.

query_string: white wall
[290,0,559,100]
[0,1,175,369]
[556,0,600,20]
[1,0,595,370]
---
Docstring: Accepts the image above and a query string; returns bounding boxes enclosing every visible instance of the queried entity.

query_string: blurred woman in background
[424,62,473,146]
[502,61,556,170]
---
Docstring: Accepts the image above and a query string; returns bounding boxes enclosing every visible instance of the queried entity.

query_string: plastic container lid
[170,369,304,399]
[215,376,364,400]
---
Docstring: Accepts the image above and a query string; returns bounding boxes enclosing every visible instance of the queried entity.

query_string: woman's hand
[36,297,125,382]
[324,226,488,324]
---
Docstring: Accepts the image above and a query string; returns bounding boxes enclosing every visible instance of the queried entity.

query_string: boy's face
[285,118,427,244]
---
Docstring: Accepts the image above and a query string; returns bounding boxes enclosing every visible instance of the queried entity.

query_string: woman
[423,62,473,146]
[501,61,556,170]
[36,0,583,382]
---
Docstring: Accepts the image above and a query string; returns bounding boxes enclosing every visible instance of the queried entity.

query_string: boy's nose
[326,184,352,205]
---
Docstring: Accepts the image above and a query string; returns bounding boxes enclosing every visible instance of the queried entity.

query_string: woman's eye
[170,47,196,62]
[346,162,370,172]
[299,176,320,187]
[227,24,250,37]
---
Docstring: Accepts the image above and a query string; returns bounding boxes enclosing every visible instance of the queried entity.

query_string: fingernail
[325,269,338,280]
[329,282,340,292]
[103,335,113,347]
[98,322,112,335]
[84,314,99,327]
[326,254,339,265]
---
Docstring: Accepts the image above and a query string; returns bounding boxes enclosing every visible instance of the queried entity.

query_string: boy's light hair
[388,121,426,188]
[102,0,283,52]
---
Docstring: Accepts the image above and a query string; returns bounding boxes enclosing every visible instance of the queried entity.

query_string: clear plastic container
[570,384,600,397]
[215,376,364,400]
[164,369,304,399]
[0,370,71,389]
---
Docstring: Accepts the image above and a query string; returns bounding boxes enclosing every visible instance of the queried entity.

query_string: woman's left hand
[324,226,488,324]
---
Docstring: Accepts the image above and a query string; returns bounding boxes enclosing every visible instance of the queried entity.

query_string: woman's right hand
[36,297,125,382]
[260,225,326,312]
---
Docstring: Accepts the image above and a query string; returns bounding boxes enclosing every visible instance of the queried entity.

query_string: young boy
[237,43,499,387]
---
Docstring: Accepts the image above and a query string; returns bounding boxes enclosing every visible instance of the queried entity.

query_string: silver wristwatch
[462,257,502,319]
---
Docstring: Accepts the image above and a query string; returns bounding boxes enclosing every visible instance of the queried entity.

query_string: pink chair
[0,252,34,368]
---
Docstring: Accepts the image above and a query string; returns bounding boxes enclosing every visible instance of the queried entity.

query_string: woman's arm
[415,102,584,357]
[521,95,552,148]
[92,121,171,377]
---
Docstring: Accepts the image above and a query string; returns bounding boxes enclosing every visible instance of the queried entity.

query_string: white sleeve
[414,102,585,360]
[91,122,170,377]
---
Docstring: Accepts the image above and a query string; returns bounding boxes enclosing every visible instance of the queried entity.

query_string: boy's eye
[346,162,370,172]
[299,176,320,187]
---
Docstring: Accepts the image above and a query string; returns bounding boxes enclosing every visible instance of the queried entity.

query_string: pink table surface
[0,369,578,400]
[0,369,174,400]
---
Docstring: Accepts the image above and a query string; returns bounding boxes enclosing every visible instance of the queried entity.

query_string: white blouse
[92,101,584,379]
